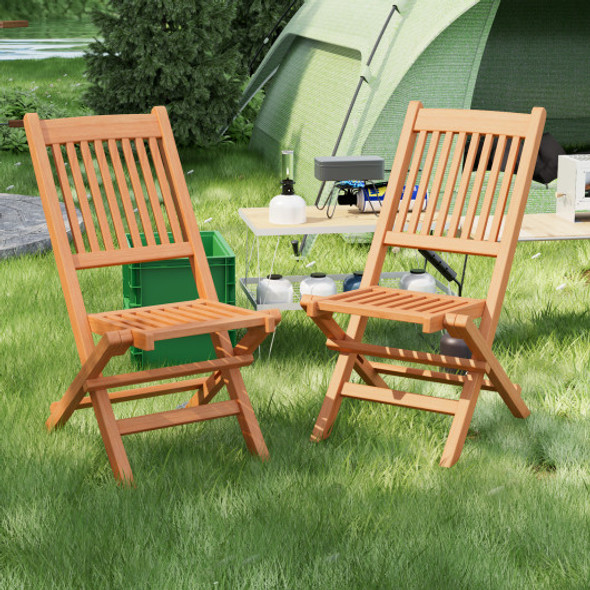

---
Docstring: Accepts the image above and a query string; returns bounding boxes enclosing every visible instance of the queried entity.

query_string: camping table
[238,207,590,310]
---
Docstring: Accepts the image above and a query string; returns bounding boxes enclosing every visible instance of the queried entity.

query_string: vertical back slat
[148,137,183,242]
[474,134,507,241]
[66,141,100,251]
[447,132,480,238]
[107,139,142,248]
[433,132,467,237]
[489,137,521,241]
[407,131,439,234]
[393,130,427,232]
[157,137,190,242]
[134,138,170,244]
[94,140,128,249]
[51,144,86,253]
[80,141,115,250]
[121,138,156,246]
[153,106,218,301]
[461,133,494,239]
[421,131,454,236]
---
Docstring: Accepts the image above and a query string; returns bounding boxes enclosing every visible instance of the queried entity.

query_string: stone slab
[0,193,84,259]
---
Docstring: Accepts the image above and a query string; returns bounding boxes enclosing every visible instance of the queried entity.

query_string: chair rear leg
[90,389,134,484]
[439,373,483,467]
[311,353,358,442]
[222,367,269,458]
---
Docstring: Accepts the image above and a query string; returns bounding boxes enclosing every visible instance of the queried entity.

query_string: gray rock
[0,193,84,260]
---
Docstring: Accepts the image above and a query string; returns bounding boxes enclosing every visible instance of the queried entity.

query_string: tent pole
[314,4,401,213]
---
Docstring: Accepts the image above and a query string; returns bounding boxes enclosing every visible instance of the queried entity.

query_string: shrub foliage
[84,0,243,147]
[1,89,63,153]
[84,0,302,147]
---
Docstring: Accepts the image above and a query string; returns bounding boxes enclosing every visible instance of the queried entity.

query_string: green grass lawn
[2,59,590,589]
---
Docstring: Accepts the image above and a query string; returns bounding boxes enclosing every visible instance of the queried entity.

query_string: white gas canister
[299,272,337,298]
[256,274,294,304]
[268,192,307,224]
[399,269,437,293]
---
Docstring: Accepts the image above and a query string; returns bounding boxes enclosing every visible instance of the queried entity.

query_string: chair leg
[186,325,273,408]
[90,389,134,484]
[223,367,269,459]
[207,330,269,458]
[444,314,530,418]
[311,353,358,442]
[308,311,390,389]
[439,373,483,467]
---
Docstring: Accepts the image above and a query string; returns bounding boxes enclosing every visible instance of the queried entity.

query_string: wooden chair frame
[301,101,546,466]
[24,107,280,484]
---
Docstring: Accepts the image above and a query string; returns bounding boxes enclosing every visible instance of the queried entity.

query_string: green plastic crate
[122,231,236,367]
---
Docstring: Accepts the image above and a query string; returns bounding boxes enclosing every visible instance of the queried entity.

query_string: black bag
[466,132,565,185]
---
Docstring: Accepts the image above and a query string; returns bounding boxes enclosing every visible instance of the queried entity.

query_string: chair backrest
[24,107,217,358]
[363,101,546,341]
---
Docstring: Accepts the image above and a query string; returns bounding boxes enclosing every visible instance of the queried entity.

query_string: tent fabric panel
[239,0,395,115]
[251,38,361,201]
[472,0,590,148]
[360,0,498,170]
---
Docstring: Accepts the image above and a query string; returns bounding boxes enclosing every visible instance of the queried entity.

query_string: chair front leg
[308,311,390,389]
[308,312,381,441]
[311,352,359,442]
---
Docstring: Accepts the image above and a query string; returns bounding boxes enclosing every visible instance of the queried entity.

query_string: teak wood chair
[301,101,546,466]
[24,107,281,484]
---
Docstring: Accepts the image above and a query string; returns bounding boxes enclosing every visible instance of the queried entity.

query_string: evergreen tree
[84,0,242,146]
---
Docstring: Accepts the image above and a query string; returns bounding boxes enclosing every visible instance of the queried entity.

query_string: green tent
[240,0,590,211]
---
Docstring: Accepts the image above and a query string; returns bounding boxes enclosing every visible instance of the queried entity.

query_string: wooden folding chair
[301,101,546,466]
[24,107,281,484]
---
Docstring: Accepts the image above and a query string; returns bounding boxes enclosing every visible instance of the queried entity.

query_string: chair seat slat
[313,287,486,333]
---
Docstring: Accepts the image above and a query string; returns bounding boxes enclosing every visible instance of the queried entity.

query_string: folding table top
[239,207,590,242]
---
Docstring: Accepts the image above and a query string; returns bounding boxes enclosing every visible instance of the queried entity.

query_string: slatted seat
[302,101,546,467]
[88,300,275,350]
[24,106,281,484]
[305,286,486,333]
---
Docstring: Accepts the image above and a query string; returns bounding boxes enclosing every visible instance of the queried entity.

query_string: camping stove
[556,154,590,221]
